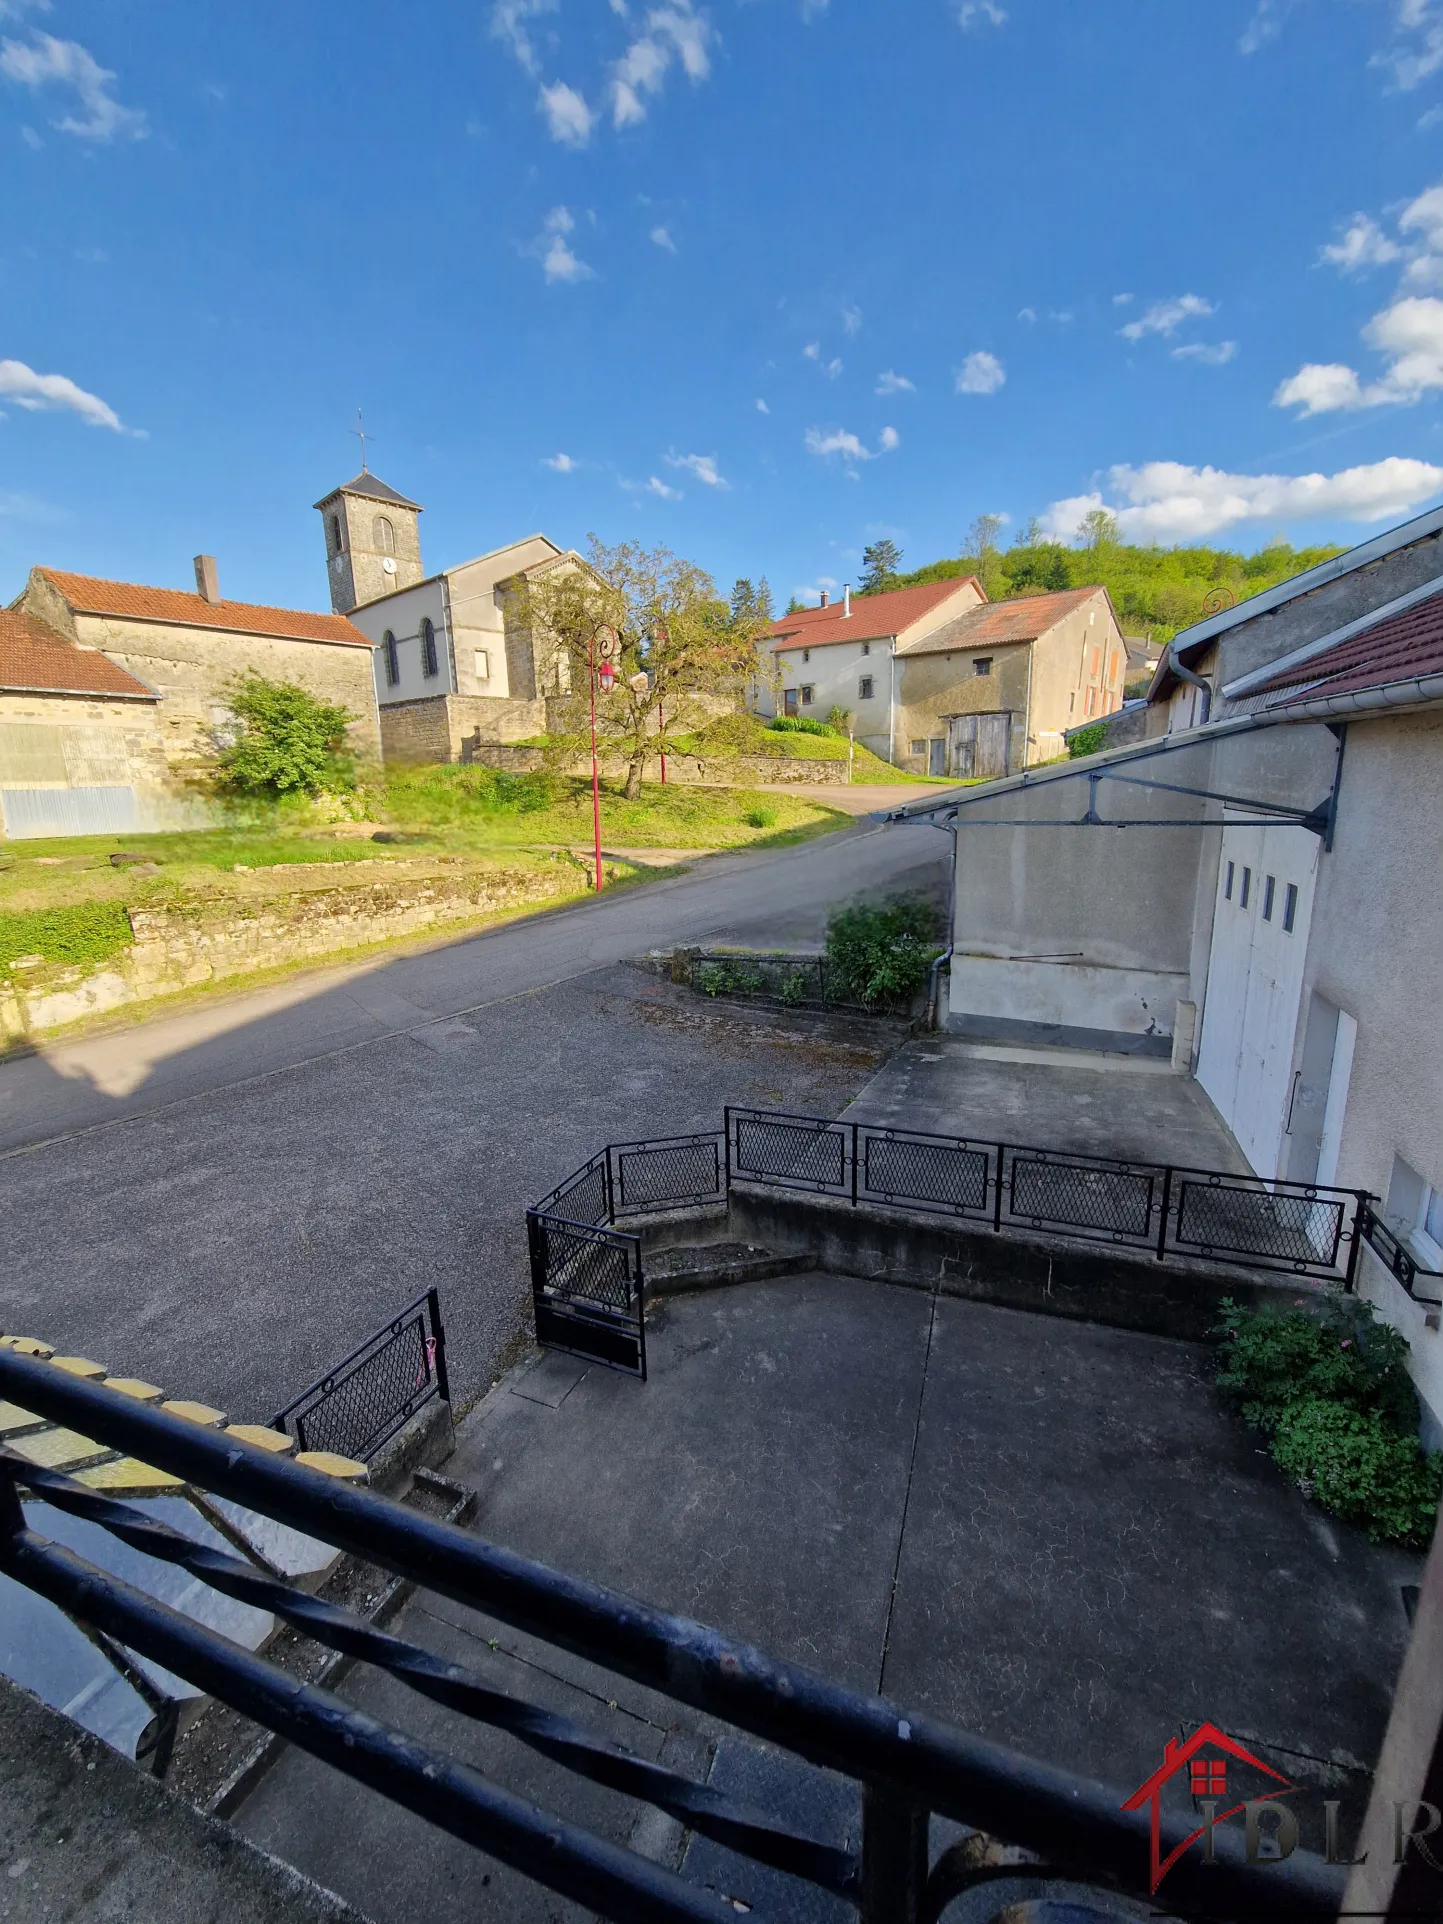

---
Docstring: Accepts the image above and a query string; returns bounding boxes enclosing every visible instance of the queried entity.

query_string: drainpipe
[888,638,897,765]
[924,808,959,1031]
[1169,641,1212,726]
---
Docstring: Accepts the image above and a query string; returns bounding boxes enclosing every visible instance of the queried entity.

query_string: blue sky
[7,0,1443,613]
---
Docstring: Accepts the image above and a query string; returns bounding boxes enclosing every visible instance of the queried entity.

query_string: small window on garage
[973,657,993,677]
[1225,860,1235,900]
[858,676,874,700]
[909,739,926,755]
[474,649,489,680]
[1262,875,1276,921]
[1283,882,1299,932]
[800,684,815,705]
[1239,866,1252,908]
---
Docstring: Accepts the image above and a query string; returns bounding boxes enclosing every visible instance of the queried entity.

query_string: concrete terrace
[235,1275,1418,1923]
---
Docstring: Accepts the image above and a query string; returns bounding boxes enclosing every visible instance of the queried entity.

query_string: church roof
[312,471,423,511]
[36,570,374,649]
[0,608,160,699]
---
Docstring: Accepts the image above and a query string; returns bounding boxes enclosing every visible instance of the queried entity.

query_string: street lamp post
[590,624,619,893]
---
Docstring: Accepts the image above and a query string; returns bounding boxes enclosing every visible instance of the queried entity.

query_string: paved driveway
[0,822,948,1420]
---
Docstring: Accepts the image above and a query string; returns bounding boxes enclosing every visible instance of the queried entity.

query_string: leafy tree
[523,538,767,800]
[1005,541,1071,593]
[730,577,774,627]
[1076,507,1120,549]
[859,539,903,594]
[217,675,355,797]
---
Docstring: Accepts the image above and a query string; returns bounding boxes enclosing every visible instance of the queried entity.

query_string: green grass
[0,900,134,973]
[667,713,949,784]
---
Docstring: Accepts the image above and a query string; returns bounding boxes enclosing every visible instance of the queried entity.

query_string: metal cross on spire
[352,409,372,473]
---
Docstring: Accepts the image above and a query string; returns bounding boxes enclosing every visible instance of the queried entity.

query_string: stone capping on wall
[467,742,853,786]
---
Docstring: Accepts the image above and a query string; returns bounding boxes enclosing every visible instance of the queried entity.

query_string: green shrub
[1271,1402,1442,1546]
[768,715,839,738]
[826,706,854,733]
[824,897,942,1008]
[0,901,134,974]
[1214,1296,1439,1546]
[1067,722,1110,759]
[696,958,764,997]
[380,765,557,822]
[1214,1297,1418,1434]
[742,804,778,829]
[218,677,356,798]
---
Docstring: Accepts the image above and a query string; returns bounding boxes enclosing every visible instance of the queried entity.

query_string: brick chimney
[193,555,220,604]
[818,589,829,608]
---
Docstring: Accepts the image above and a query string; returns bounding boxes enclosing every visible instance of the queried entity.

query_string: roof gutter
[1263,672,1443,724]
[1169,641,1212,724]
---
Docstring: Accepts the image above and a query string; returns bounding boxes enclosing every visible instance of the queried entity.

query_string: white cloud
[804,424,899,462]
[1017,306,1037,324]
[876,370,915,395]
[1374,5,1443,89]
[755,398,769,413]
[957,0,1007,27]
[1041,456,1443,544]
[529,205,595,283]
[1119,293,1214,341]
[0,357,125,429]
[955,351,1005,395]
[610,1,711,129]
[646,475,681,499]
[650,223,676,251]
[824,356,843,378]
[1275,293,1443,411]
[1049,308,1075,324]
[538,79,593,146]
[490,0,556,76]
[1239,0,1298,54]
[1321,213,1402,272]
[666,450,728,488]
[0,32,146,140]
[544,451,576,472]
[802,342,820,360]
[1171,340,1238,365]
[841,304,862,336]
[20,122,39,146]
[1112,292,1134,306]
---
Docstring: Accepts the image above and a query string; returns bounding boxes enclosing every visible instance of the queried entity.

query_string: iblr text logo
[1121,1722,1443,1896]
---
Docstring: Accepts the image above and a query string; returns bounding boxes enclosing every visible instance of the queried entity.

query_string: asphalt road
[0,817,949,1419]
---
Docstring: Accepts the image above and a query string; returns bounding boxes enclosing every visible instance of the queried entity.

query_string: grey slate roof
[312,471,423,511]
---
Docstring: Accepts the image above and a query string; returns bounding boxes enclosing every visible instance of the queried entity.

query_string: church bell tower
[314,470,424,615]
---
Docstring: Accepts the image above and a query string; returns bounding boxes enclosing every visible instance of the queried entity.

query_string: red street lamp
[588,625,620,893]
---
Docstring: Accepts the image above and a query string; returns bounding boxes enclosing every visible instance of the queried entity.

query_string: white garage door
[1197,815,1318,1177]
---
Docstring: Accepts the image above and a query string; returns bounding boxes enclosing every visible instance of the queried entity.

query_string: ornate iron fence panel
[1002,1147,1161,1248]
[726,1106,853,1199]
[532,1150,611,1228]
[1171,1172,1359,1283]
[609,1133,726,1220]
[273,1288,449,1462]
[527,1211,646,1378]
[857,1127,993,1220]
[1359,1205,1443,1306]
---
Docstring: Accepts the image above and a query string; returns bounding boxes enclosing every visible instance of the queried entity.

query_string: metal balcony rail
[526,1111,1372,1377]
[1359,1204,1443,1308]
[0,1351,1342,1924]
[271,1287,449,1463]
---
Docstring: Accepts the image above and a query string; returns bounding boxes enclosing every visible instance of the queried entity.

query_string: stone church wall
[380,694,548,765]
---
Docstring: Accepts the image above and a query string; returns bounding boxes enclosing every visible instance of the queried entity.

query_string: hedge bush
[0,901,135,975]
[767,715,841,738]
[824,897,942,1009]
[1214,1296,1441,1545]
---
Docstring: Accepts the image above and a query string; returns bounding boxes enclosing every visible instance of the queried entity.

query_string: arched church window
[330,514,343,554]
[421,617,439,679]
[383,631,399,687]
[374,516,396,555]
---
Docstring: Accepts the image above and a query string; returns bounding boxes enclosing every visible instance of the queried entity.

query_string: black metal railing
[0,1353,1342,1924]
[272,1288,449,1462]
[1359,1204,1443,1308]
[526,1112,1370,1351]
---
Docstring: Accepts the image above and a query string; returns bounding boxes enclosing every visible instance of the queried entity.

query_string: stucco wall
[50,612,382,772]
[1299,710,1443,1431]
[347,580,452,707]
[770,636,894,757]
[894,643,1029,774]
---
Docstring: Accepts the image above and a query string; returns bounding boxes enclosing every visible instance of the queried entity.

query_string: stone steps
[644,1241,816,1296]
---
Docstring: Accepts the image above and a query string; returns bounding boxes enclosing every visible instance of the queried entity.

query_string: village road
[0,814,950,1415]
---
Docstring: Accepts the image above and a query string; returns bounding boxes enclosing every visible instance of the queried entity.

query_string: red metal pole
[590,628,603,892]
[658,697,666,785]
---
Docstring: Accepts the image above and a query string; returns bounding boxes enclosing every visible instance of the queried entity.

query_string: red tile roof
[1259,588,1443,705]
[769,578,983,651]
[38,569,373,648]
[899,586,1107,656]
[0,608,159,700]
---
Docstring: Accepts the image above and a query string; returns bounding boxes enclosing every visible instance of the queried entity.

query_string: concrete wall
[39,610,383,773]
[1025,594,1127,753]
[1297,710,1443,1436]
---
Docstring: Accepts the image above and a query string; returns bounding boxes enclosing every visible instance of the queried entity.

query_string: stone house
[894,508,1443,1436]
[760,579,1125,773]
[0,607,169,837]
[14,559,380,777]
[315,467,591,765]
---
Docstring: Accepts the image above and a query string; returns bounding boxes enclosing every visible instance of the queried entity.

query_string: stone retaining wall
[0,863,582,1037]
[469,743,853,786]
